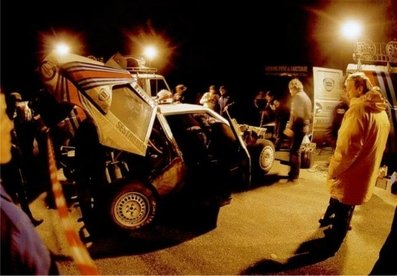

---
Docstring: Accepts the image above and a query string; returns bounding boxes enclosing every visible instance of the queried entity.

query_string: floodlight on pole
[143,45,157,62]
[341,20,365,69]
[55,42,70,55]
[341,20,362,41]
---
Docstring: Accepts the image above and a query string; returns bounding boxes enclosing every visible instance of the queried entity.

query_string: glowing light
[55,42,70,55]
[341,20,362,40]
[143,45,157,61]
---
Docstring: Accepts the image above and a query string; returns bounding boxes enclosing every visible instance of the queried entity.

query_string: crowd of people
[139,76,395,272]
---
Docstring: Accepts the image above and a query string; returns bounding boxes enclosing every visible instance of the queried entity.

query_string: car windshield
[110,84,154,146]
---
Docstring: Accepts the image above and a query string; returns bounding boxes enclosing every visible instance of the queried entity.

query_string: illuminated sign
[264,65,309,77]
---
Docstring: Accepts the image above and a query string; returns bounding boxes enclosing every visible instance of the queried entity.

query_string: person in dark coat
[370,205,397,275]
[2,92,43,226]
[272,97,290,151]
[326,91,349,150]
[1,92,58,275]
[218,85,234,118]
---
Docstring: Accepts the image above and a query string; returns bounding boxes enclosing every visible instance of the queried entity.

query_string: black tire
[250,139,275,177]
[109,181,157,231]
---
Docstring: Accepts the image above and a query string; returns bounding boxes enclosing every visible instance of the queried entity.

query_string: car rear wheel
[257,139,275,173]
[110,181,157,231]
[250,139,275,179]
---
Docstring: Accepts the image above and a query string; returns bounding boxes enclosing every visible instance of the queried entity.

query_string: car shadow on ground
[83,199,221,259]
[233,172,290,193]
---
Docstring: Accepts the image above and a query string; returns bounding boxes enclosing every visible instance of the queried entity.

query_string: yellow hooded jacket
[327,88,390,205]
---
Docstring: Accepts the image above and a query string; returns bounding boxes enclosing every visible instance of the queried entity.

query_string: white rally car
[38,51,275,237]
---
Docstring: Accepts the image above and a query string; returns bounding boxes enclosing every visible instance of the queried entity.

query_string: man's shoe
[221,197,232,206]
[319,217,333,227]
[287,172,299,182]
[32,218,44,227]
[217,196,232,206]
[323,224,352,234]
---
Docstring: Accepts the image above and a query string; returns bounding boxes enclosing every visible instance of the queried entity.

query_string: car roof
[157,103,216,115]
[158,102,227,120]
[158,103,207,114]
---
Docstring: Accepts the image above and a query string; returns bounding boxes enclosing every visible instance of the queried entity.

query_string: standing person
[326,86,349,150]
[173,84,188,103]
[260,90,276,126]
[319,73,390,254]
[253,90,267,126]
[200,85,220,112]
[370,205,397,275]
[0,91,58,275]
[273,97,290,151]
[218,85,234,117]
[283,78,312,181]
[253,90,276,126]
[1,92,43,226]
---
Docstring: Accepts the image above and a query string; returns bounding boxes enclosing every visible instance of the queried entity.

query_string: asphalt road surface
[32,148,397,275]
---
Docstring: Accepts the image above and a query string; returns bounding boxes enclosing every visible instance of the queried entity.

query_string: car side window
[166,113,209,165]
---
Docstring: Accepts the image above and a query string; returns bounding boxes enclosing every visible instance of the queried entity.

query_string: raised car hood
[39,51,157,156]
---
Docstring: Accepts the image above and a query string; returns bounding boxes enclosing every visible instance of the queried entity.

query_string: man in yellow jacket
[319,72,390,253]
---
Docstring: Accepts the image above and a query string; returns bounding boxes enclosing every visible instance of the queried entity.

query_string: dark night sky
[1,0,396,102]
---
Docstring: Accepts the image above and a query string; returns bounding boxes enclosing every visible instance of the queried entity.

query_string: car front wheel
[109,181,157,231]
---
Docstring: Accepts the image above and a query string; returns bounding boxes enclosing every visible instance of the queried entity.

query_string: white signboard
[312,67,344,145]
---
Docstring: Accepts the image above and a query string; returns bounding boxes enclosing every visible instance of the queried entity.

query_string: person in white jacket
[200,85,220,112]
[319,72,390,253]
